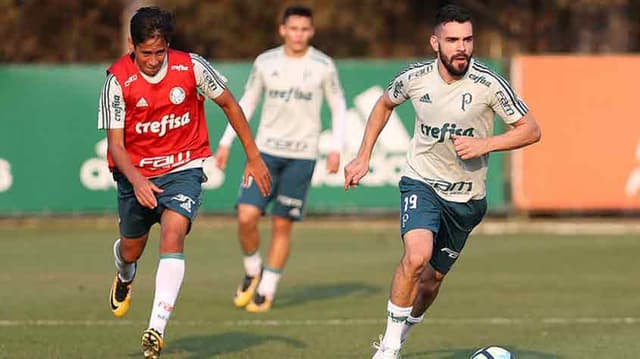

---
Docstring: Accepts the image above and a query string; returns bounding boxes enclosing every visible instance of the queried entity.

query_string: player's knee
[119,238,145,262]
[238,210,259,228]
[401,252,430,275]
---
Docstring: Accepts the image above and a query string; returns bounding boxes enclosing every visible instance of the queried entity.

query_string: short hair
[130,6,174,46]
[281,5,313,24]
[435,4,472,28]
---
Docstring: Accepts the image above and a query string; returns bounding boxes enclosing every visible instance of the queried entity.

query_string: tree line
[1,0,638,63]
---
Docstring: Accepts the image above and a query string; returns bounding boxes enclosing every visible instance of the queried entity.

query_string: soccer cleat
[141,328,164,359]
[109,271,134,317]
[245,293,272,313]
[233,274,260,308]
[372,335,402,359]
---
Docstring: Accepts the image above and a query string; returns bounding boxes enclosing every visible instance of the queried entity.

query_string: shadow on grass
[403,347,561,358]
[160,331,306,358]
[275,281,381,308]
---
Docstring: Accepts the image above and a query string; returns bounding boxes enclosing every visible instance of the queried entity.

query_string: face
[130,36,168,76]
[279,15,314,53]
[430,21,473,77]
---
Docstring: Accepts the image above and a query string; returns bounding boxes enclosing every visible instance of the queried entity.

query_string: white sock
[381,300,412,350]
[243,251,262,277]
[113,239,136,282]
[148,255,185,336]
[256,267,281,300]
[401,313,424,343]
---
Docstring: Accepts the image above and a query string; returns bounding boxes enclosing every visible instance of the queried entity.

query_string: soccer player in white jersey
[98,7,270,358]
[344,4,541,358]
[214,5,346,312]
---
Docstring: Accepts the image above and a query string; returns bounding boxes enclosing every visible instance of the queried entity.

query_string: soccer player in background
[343,4,541,358]
[214,5,347,312]
[98,6,271,358]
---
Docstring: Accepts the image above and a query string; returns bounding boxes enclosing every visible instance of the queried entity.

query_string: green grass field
[1,217,639,358]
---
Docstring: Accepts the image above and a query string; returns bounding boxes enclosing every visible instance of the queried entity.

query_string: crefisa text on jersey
[135,112,191,137]
[420,122,475,143]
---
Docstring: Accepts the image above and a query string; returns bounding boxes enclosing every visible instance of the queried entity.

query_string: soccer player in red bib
[97,7,271,358]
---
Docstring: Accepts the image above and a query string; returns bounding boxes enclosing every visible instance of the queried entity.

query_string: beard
[439,51,472,77]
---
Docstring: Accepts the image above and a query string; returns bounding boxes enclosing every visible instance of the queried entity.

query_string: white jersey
[387,58,528,202]
[219,46,346,160]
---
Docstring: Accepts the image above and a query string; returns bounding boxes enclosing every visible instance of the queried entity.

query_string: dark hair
[130,6,174,46]
[435,4,472,27]
[281,5,313,24]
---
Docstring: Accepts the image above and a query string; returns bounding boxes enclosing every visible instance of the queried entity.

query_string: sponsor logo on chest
[135,112,191,137]
[420,122,475,143]
[268,87,313,102]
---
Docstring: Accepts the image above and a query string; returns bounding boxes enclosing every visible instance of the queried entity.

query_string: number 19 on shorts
[403,194,418,212]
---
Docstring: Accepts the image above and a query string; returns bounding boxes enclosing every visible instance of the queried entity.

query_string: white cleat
[372,335,401,359]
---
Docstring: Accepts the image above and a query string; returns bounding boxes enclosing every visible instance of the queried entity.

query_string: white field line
[1,317,639,327]
[476,221,640,235]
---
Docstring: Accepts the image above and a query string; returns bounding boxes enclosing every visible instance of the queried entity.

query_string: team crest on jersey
[169,87,186,104]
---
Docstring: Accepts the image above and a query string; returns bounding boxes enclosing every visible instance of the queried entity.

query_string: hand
[214,146,231,170]
[131,175,164,209]
[343,156,369,191]
[452,135,490,160]
[244,155,272,197]
[326,151,340,174]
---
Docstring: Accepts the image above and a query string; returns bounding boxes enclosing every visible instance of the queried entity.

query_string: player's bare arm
[106,128,164,209]
[452,113,541,160]
[213,89,272,196]
[344,93,397,190]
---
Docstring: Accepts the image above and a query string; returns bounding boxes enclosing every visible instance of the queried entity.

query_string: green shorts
[237,152,316,221]
[399,176,487,274]
[114,168,205,238]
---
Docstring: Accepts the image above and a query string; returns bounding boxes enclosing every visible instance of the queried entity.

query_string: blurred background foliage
[1,0,639,63]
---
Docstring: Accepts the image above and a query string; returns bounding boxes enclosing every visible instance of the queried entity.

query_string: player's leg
[141,168,204,359]
[110,171,155,318]
[373,177,440,358]
[110,234,148,317]
[245,215,292,312]
[400,190,488,345]
[246,157,315,312]
[400,264,444,344]
[233,204,264,307]
[233,153,281,307]
[374,229,433,358]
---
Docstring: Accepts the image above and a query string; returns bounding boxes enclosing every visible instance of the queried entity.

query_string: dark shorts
[399,176,487,274]
[114,168,205,238]
[237,153,316,221]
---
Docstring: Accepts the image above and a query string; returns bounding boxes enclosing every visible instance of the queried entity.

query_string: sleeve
[385,67,412,105]
[97,73,125,130]
[219,59,264,147]
[190,53,227,100]
[323,60,347,152]
[488,76,529,124]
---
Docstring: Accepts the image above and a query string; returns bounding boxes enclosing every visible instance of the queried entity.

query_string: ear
[127,37,134,53]
[279,24,286,38]
[429,35,439,53]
